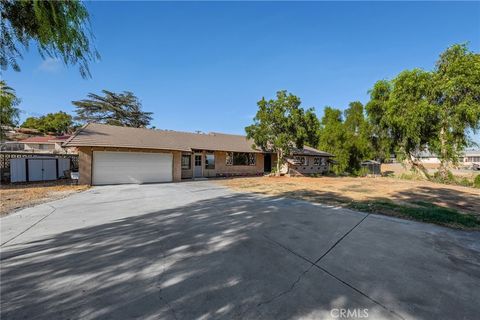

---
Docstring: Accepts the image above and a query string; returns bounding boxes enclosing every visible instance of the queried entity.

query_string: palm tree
[0,80,21,141]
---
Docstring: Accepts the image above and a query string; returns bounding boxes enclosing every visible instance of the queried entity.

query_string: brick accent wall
[214,151,264,176]
[288,156,330,176]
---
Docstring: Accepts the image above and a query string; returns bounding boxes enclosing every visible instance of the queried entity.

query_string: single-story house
[63,123,333,185]
[413,149,480,166]
[11,135,74,153]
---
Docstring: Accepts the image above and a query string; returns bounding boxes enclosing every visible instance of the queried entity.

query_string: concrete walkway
[1,181,479,319]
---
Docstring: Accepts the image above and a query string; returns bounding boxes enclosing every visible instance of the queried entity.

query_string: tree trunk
[276,150,282,176]
[438,126,450,178]
[404,152,429,179]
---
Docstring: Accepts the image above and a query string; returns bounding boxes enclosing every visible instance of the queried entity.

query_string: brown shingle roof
[291,146,334,157]
[63,123,262,153]
[64,123,334,156]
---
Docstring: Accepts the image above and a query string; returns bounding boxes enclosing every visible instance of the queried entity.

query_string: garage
[92,151,172,185]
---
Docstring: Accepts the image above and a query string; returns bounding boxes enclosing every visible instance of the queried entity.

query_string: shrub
[431,171,455,184]
[458,177,473,187]
[474,175,480,188]
[355,167,370,177]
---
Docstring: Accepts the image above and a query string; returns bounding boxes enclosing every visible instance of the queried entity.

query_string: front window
[182,154,191,170]
[205,153,215,169]
[226,152,256,166]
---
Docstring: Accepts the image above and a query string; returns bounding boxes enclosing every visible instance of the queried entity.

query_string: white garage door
[92,151,173,185]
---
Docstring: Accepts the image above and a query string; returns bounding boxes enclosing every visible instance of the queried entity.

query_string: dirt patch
[215,176,480,217]
[0,181,90,216]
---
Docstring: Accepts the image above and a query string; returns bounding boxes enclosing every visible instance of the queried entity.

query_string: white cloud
[37,58,62,73]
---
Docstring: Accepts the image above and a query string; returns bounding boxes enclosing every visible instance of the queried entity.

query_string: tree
[365,80,393,162]
[367,70,437,178]
[21,111,73,135]
[0,80,21,141]
[318,107,348,174]
[343,101,373,173]
[0,0,99,78]
[429,44,480,177]
[245,90,319,175]
[318,103,372,174]
[72,90,153,128]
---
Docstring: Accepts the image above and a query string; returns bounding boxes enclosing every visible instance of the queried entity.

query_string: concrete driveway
[1,181,479,320]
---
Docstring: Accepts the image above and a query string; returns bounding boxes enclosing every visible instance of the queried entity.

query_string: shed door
[42,159,57,180]
[28,160,44,181]
[92,151,173,185]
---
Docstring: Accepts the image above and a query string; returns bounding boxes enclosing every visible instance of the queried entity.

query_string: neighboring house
[14,135,74,153]
[414,149,480,166]
[463,149,480,166]
[63,123,333,185]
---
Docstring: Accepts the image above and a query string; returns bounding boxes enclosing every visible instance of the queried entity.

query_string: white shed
[10,157,70,183]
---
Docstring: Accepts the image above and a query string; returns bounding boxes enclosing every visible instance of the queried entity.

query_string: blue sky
[3,1,480,141]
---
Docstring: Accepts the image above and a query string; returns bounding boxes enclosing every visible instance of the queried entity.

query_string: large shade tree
[0,0,99,78]
[0,80,21,141]
[317,107,348,174]
[72,90,153,128]
[429,44,480,176]
[245,90,320,175]
[343,101,373,173]
[365,80,393,162]
[377,69,436,177]
[318,103,372,174]
[21,111,74,135]
[366,43,480,178]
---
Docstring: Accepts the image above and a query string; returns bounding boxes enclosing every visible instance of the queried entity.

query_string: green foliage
[431,171,455,184]
[21,111,73,135]
[366,44,480,178]
[0,80,21,140]
[428,44,480,172]
[365,80,393,161]
[474,175,480,188]
[72,90,153,128]
[318,102,372,174]
[318,107,347,174]
[0,0,99,78]
[386,69,437,165]
[245,90,320,174]
[457,177,473,188]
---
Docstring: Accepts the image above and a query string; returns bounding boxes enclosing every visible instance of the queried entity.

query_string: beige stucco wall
[77,147,182,185]
[24,143,55,151]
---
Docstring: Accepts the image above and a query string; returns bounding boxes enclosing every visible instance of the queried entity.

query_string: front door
[194,154,203,178]
[264,153,272,172]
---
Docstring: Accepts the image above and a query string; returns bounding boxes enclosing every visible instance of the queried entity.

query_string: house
[12,135,75,153]
[462,149,480,166]
[414,149,480,167]
[281,146,333,176]
[63,123,333,185]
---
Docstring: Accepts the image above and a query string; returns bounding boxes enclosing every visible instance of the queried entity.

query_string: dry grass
[215,176,480,228]
[0,181,89,216]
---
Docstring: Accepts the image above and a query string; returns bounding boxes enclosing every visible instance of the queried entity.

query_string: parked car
[473,163,480,170]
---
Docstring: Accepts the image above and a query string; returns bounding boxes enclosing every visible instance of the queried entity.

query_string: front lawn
[1,182,89,215]
[216,176,480,230]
